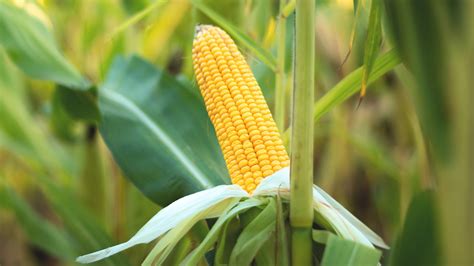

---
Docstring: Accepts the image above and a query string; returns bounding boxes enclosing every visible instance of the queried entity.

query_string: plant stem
[275,0,287,132]
[290,0,314,265]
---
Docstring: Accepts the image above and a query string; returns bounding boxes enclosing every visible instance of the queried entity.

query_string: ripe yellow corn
[192,25,290,193]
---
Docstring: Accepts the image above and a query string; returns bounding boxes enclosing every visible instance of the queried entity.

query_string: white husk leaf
[254,167,385,248]
[76,184,247,263]
[77,167,387,264]
[315,186,389,248]
[142,197,241,265]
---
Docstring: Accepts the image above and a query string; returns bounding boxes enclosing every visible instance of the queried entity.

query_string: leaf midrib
[101,88,214,189]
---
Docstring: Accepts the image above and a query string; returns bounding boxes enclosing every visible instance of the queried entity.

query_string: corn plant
[0,0,472,265]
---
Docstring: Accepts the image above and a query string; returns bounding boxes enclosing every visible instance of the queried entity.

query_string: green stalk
[275,0,287,132]
[290,0,314,265]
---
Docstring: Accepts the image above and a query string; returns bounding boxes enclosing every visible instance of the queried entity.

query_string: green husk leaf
[214,215,241,265]
[229,197,277,266]
[321,234,381,266]
[312,230,336,245]
[181,198,264,265]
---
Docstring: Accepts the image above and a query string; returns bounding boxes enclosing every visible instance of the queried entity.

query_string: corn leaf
[389,191,440,266]
[98,55,229,206]
[229,197,277,266]
[312,230,336,244]
[0,2,88,89]
[321,234,381,266]
[314,49,401,122]
[55,86,101,123]
[191,0,277,70]
[214,215,241,265]
[360,0,383,99]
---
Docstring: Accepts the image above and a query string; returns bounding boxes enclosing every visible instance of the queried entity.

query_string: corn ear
[192,25,289,193]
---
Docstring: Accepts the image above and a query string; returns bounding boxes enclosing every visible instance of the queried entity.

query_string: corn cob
[192,25,290,193]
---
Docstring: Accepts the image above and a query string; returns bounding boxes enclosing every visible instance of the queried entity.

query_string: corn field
[0,0,472,265]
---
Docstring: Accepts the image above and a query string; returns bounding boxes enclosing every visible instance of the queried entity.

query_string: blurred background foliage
[0,0,472,265]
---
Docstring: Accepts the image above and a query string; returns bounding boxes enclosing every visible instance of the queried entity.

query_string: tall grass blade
[359,0,382,102]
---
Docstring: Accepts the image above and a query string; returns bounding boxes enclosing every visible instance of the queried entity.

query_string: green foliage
[313,49,401,123]
[0,2,88,89]
[0,185,75,260]
[1,0,470,265]
[55,86,101,123]
[229,198,277,265]
[98,55,228,206]
[389,191,440,266]
[321,234,381,266]
[360,0,382,99]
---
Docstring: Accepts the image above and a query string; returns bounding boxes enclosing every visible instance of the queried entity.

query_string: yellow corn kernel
[192,25,290,193]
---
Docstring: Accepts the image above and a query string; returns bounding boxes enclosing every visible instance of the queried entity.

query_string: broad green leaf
[99,55,229,206]
[191,0,277,70]
[321,234,381,266]
[0,2,88,89]
[389,191,440,266]
[229,197,277,266]
[314,49,401,122]
[360,0,382,99]
[0,185,75,260]
[55,86,101,123]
